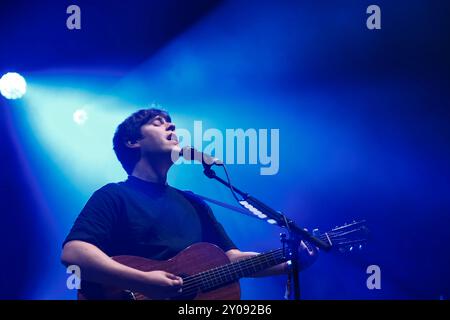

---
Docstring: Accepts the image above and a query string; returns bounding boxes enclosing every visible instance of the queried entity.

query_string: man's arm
[61,240,183,299]
[225,241,318,277]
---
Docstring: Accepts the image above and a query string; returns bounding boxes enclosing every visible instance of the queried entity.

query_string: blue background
[1,0,449,299]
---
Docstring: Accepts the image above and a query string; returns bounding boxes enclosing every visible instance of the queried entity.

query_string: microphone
[179,146,223,167]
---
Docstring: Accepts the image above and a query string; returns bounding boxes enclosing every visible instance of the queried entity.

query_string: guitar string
[180,238,365,296]
[183,226,363,290]
[181,248,286,290]
[179,249,287,296]
[180,249,285,290]
[174,228,363,294]
[178,229,363,294]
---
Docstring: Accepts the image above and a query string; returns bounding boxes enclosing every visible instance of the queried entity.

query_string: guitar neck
[191,248,287,292]
[190,227,341,292]
[182,219,372,295]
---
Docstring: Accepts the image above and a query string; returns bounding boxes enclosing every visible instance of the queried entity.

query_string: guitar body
[78,243,241,300]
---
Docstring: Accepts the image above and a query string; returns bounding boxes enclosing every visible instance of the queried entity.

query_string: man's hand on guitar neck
[297,240,319,270]
[225,240,319,277]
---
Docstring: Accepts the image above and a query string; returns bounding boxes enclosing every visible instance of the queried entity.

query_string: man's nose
[166,122,176,131]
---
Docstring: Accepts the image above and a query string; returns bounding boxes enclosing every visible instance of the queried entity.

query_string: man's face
[135,115,180,157]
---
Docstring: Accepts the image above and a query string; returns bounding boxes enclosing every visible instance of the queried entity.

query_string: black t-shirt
[63,176,237,260]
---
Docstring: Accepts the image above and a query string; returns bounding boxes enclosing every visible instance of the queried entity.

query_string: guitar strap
[180,191,256,219]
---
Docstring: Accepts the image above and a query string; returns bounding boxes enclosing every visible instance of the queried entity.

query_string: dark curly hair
[113,108,171,174]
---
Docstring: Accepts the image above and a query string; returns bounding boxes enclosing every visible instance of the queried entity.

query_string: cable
[221,163,244,204]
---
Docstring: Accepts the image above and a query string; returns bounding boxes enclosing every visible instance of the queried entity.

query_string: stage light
[73,109,88,125]
[0,72,27,99]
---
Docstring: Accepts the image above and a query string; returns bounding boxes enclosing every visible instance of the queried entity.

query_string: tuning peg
[359,244,363,250]
[349,246,353,251]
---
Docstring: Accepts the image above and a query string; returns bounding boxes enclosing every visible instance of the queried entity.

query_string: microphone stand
[202,166,331,300]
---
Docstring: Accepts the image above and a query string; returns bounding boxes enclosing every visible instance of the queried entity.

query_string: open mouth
[168,133,179,144]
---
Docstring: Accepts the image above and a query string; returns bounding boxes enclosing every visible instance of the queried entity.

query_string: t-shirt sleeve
[63,185,121,254]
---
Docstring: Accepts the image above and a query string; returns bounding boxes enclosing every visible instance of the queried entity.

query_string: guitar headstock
[313,220,369,253]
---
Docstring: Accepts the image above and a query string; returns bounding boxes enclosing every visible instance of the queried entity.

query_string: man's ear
[126,140,140,148]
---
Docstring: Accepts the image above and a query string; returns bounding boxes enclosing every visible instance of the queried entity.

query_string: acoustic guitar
[78,220,368,300]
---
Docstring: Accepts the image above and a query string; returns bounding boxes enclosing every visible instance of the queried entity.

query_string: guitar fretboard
[180,221,367,295]
[186,248,288,292]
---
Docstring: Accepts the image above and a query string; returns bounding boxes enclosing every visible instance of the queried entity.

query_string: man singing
[61,107,317,299]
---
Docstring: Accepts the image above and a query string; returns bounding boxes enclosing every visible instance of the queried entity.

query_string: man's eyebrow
[147,115,165,123]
